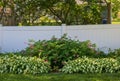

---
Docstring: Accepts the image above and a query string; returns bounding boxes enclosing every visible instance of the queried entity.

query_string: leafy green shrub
[22,34,99,71]
[107,48,120,58]
[0,54,50,74]
[61,57,120,73]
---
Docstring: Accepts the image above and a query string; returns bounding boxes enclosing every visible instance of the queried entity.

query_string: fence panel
[0,27,2,52]
[66,25,120,52]
[0,25,120,53]
[1,26,62,52]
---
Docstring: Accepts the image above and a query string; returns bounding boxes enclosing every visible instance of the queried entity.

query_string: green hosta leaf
[0,54,50,74]
[61,57,120,74]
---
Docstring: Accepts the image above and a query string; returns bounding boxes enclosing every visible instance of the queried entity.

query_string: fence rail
[0,24,120,53]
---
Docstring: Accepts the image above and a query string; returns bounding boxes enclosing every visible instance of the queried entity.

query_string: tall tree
[14,0,46,25]
[111,0,120,18]
[0,0,46,26]
[1,0,120,26]
[39,0,103,25]
[103,0,120,23]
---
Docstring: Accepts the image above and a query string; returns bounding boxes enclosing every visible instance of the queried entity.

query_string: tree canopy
[0,0,120,26]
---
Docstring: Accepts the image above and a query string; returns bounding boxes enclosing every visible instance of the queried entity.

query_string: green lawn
[0,73,120,81]
[112,22,120,24]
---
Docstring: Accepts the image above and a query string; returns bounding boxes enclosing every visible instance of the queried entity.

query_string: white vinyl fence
[0,24,120,53]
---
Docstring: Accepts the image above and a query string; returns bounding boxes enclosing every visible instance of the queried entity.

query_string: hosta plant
[61,57,120,73]
[0,54,50,74]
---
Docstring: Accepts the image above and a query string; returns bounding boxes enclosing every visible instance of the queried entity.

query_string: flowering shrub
[22,34,100,71]
[61,57,120,73]
[0,54,50,74]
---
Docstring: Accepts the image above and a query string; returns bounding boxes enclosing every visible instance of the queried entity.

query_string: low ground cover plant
[22,34,102,71]
[0,54,50,74]
[61,57,120,73]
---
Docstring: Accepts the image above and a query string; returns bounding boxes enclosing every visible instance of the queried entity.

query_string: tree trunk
[107,2,112,24]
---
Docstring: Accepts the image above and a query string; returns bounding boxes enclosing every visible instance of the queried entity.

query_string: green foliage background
[1,0,120,25]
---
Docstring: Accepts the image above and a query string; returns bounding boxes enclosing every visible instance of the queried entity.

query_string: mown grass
[112,22,120,24]
[0,73,120,81]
